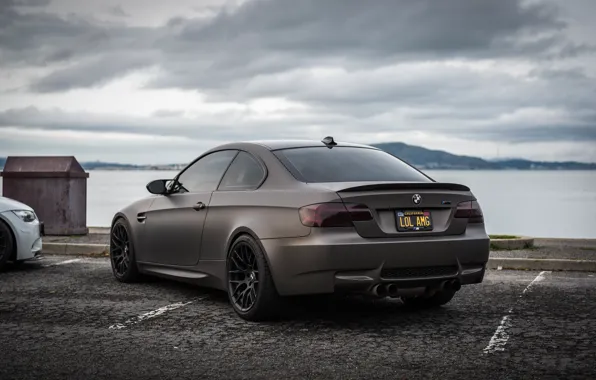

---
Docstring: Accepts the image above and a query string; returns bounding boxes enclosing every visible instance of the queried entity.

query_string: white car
[0,196,43,270]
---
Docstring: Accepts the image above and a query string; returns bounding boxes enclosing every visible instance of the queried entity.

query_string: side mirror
[146,179,170,195]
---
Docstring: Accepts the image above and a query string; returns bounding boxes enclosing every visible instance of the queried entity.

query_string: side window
[218,151,266,191]
[174,150,238,193]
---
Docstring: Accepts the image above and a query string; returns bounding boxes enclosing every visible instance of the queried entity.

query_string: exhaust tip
[445,279,462,291]
[386,283,399,297]
[373,284,388,297]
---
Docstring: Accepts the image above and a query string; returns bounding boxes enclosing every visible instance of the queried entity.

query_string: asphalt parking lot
[1,256,595,380]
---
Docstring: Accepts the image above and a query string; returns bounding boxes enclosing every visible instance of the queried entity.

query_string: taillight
[454,200,484,223]
[299,203,373,227]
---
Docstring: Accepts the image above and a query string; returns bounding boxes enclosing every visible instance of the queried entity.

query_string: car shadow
[2,259,46,273]
[194,287,455,326]
[115,276,459,328]
[277,294,455,325]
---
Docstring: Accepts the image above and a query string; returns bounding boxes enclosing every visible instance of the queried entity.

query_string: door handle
[193,202,206,211]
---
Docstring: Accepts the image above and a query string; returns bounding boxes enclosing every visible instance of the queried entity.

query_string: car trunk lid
[314,181,475,238]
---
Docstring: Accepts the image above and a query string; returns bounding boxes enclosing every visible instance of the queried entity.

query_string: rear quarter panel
[200,189,335,260]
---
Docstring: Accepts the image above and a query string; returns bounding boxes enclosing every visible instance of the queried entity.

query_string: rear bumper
[261,224,490,296]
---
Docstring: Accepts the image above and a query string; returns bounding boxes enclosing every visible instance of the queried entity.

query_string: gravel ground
[1,256,595,379]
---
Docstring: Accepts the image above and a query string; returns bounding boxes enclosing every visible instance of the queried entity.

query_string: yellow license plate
[396,210,433,232]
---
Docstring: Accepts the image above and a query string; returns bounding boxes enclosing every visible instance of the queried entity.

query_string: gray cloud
[0,106,348,141]
[1,9,99,65]
[1,102,594,145]
[151,109,186,118]
[1,0,595,161]
[463,124,596,143]
[30,53,156,92]
[2,0,51,7]
[222,61,596,133]
[0,2,155,68]
[528,67,588,80]
[148,0,587,90]
[2,0,589,89]
[108,5,130,18]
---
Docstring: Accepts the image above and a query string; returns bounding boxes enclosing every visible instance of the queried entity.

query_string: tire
[109,218,141,283]
[0,221,15,272]
[402,289,456,309]
[226,235,282,321]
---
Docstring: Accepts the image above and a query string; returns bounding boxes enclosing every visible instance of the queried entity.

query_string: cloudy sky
[1,0,595,164]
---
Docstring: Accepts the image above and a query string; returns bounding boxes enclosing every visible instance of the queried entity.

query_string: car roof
[243,139,377,151]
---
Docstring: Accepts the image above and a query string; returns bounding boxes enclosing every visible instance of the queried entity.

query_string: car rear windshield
[275,147,432,183]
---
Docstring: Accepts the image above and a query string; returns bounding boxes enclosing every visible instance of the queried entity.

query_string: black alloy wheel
[226,235,282,321]
[228,241,260,312]
[110,219,140,282]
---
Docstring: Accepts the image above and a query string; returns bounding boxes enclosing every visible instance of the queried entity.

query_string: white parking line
[483,315,512,354]
[42,258,82,267]
[108,299,202,330]
[483,271,550,354]
[521,271,548,295]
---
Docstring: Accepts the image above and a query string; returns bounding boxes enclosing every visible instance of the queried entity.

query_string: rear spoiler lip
[336,182,471,192]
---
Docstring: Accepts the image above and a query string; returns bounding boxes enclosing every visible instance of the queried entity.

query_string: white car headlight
[12,210,37,223]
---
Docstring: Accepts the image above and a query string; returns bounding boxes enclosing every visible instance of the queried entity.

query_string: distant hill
[1,142,595,171]
[79,161,186,171]
[486,158,596,170]
[373,142,495,169]
[372,142,596,170]
[79,161,142,170]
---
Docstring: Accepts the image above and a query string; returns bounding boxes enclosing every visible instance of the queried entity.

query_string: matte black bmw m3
[110,137,490,321]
